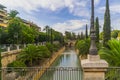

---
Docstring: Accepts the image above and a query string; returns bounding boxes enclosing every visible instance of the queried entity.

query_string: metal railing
[1,67,83,80]
[105,67,120,80]
[1,67,120,80]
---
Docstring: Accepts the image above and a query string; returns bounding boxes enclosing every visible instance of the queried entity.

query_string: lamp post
[89,0,98,55]
[14,32,18,44]
[50,28,53,44]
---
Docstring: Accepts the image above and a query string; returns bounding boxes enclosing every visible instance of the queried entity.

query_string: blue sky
[0,0,120,34]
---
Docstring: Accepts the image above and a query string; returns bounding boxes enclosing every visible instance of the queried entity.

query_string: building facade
[0,4,7,27]
[22,19,41,31]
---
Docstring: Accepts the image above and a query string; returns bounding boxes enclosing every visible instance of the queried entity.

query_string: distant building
[22,19,41,31]
[0,4,7,27]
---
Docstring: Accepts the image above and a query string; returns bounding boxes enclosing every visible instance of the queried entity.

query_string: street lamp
[89,0,98,55]
[14,32,18,44]
[50,28,53,44]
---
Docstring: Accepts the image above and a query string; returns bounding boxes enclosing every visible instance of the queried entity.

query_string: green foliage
[95,17,100,43]
[53,43,62,52]
[0,28,9,44]
[18,44,52,66]
[65,31,72,40]
[45,43,54,53]
[0,46,2,80]
[103,0,111,46]
[7,61,26,67]
[37,46,51,58]
[7,18,22,44]
[111,30,120,39]
[76,39,90,57]
[99,39,120,80]
[53,30,64,43]
[20,23,35,43]
[77,33,81,40]
[118,32,120,37]
[85,24,88,39]
[43,25,50,42]
[99,40,120,67]
[9,10,19,19]
[99,32,103,40]
[38,32,47,42]
[18,44,38,66]
[80,32,85,40]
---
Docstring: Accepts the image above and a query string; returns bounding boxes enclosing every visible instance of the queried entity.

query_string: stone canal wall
[33,47,65,80]
[1,50,21,67]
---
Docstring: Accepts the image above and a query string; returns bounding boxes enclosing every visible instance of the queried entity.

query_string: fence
[1,67,120,80]
[1,67,83,80]
[105,67,120,80]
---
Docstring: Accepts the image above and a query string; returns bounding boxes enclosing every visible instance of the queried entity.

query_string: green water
[39,48,83,80]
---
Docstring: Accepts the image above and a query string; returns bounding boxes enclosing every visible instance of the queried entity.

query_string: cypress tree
[77,33,81,40]
[95,17,99,43]
[103,0,111,46]
[85,24,88,39]
[81,32,84,40]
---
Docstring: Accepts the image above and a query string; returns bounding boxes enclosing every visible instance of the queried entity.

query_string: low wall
[1,50,21,67]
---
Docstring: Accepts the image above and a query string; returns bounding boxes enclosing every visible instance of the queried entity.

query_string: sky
[0,0,120,34]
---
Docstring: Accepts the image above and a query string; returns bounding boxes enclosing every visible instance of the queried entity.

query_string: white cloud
[98,4,120,14]
[0,0,90,17]
[0,0,65,12]
[52,19,89,34]
[94,0,100,5]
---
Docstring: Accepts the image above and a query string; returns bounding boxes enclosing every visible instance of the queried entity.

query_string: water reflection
[40,48,82,80]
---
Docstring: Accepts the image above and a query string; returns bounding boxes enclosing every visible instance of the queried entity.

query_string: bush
[37,46,51,58]
[99,40,120,80]
[18,44,38,66]
[45,43,54,53]
[7,61,26,67]
[53,43,62,52]
[76,39,90,57]
[99,39,120,66]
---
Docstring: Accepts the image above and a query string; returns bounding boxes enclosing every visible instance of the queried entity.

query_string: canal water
[39,48,83,80]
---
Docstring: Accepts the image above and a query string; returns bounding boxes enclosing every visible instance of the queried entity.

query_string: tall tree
[81,32,84,40]
[8,18,22,44]
[65,31,72,40]
[77,33,81,40]
[9,10,19,19]
[43,25,50,42]
[72,32,76,40]
[103,0,111,46]
[95,17,100,43]
[85,24,88,39]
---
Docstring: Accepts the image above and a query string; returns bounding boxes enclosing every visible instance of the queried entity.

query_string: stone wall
[1,50,21,67]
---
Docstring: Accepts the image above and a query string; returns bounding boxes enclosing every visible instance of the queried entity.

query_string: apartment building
[0,4,7,27]
[22,19,41,31]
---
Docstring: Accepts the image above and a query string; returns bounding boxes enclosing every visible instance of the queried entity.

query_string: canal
[39,48,83,80]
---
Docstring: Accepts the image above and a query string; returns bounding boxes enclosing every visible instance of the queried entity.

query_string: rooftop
[0,4,6,9]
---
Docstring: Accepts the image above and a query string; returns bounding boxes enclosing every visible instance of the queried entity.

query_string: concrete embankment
[33,47,65,80]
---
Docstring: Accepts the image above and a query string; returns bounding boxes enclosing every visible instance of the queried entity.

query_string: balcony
[0,9,7,13]
[0,12,7,17]
[0,22,7,27]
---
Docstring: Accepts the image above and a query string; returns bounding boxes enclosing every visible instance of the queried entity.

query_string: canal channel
[39,48,83,80]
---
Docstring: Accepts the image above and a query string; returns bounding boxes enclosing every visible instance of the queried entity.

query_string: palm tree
[18,44,38,66]
[99,39,120,80]
[43,25,50,42]
[99,39,120,67]
[9,10,19,19]
[76,39,90,59]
